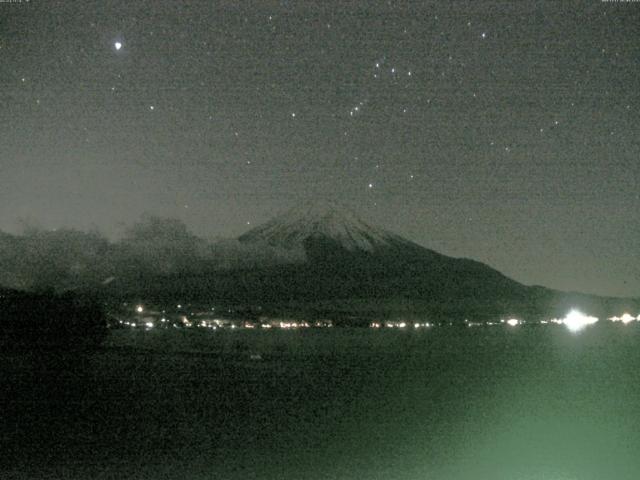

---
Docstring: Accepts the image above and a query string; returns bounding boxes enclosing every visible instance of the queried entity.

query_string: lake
[3,323,640,479]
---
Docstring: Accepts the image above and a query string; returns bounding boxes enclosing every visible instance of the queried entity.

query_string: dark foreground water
[2,324,640,480]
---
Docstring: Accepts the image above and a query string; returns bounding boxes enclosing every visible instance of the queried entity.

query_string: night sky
[1,0,638,297]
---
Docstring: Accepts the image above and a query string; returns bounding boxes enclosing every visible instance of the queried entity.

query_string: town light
[562,309,598,332]
[620,313,635,324]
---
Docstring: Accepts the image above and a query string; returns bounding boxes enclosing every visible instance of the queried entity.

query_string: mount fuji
[239,200,408,253]
[230,201,532,317]
[184,201,629,322]
[96,201,636,323]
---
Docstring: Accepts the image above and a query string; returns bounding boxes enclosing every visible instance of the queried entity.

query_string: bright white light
[145,322,154,329]
[136,305,143,313]
[562,310,598,332]
[114,41,122,50]
[505,318,519,327]
[620,313,635,324]
[607,313,636,324]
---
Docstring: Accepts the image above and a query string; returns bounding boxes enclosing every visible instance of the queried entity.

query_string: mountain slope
[90,203,638,322]
[175,202,539,318]
[239,200,520,287]
[239,200,409,252]
[212,202,634,320]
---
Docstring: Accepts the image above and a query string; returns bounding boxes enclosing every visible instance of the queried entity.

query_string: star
[481,32,487,39]
[114,41,122,50]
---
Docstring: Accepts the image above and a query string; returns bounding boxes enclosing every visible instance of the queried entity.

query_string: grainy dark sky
[0,0,638,297]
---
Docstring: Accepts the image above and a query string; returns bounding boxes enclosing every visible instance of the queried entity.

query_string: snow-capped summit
[239,200,402,252]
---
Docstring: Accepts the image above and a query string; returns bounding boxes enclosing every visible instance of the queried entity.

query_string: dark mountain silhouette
[102,202,637,322]
[1,204,637,322]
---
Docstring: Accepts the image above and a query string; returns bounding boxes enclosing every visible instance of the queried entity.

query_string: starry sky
[1,0,639,297]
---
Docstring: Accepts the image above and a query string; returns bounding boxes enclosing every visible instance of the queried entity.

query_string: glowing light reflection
[561,309,598,332]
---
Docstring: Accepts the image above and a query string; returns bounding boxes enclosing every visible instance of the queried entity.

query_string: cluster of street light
[118,305,639,334]
[499,310,640,333]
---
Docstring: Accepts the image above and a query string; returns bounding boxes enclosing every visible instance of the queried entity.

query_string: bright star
[114,41,122,50]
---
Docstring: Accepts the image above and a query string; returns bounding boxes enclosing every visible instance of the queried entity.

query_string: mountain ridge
[1,205,637,321]
[239,200,412,253]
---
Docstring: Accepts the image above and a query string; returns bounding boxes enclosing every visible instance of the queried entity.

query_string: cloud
[0,215,305,291]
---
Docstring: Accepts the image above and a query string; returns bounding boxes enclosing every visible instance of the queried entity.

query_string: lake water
[3,323,640,479]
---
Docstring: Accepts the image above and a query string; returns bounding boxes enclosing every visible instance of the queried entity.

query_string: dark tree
[0,288,107,351]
